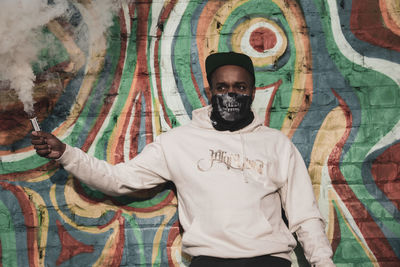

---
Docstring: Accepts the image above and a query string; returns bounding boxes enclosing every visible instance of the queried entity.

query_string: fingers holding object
[31,131,65,159]
[34,144,50,150]
[31,131,49,139]
[32,132,49,156]
[35,146,51,157]
[31,136,47,145]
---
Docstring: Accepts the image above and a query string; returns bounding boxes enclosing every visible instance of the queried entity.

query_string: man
[32,52,335,266]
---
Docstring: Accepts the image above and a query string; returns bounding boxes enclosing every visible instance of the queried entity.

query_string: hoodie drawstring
[240,132,249,183]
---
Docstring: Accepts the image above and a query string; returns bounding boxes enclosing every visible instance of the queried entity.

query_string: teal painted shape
[0,199,18,267]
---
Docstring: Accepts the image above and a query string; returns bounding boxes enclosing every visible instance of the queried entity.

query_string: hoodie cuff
[55,144,74,164]
[296,218,335,266]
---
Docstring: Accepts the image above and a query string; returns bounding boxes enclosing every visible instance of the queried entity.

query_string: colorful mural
[0,0,399,266]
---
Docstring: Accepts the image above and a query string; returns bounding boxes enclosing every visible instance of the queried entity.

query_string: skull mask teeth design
[210,92,254,132]
[213,92,252,122]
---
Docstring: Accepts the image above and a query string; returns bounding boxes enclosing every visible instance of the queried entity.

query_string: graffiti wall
[0,0,399,266]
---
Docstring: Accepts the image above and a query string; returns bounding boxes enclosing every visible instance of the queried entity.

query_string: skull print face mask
[210,92,254,132]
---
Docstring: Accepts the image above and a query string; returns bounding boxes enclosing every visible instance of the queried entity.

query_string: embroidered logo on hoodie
[197,149,266,175]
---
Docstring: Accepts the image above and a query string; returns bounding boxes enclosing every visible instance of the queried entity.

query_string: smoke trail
[75,0,122,45]
[0,0,67,116]
[0,0,122,116]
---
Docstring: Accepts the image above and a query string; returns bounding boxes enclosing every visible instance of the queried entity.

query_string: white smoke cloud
[0,0,68,116]
[0,0,122,116]
[75,0,122,44]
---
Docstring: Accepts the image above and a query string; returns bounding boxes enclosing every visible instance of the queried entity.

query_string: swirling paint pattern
[0,0,399,266]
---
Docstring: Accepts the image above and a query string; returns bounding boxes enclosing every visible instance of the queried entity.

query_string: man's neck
[210,110,254,132]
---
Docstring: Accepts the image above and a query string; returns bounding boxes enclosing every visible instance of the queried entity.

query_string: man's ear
[251,86,256,101]
[205,86,213,103]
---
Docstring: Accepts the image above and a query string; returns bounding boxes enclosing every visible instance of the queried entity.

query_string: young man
[32,52,335,267]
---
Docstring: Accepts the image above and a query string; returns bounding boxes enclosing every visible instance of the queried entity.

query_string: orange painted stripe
[0,160,59,182]
[167,221,181,266]
[263,79,282,126]
[379,0,400,37]
[81,8,128,154]
[73,177,177,213]
[153,0,178,129]
[272,0,313,138]
[110,2,153,164]
[196,1,226,89]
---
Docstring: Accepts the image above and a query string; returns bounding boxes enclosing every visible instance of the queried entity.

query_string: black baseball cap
[205,51,255,86]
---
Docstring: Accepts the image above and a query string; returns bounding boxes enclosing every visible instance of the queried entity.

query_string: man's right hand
[31,131,66,159]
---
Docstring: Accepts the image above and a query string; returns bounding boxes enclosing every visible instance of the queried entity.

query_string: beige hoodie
[58,105,335,266]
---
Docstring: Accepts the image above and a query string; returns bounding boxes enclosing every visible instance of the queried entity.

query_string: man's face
[210,65,255,122]
[210,65,254,97]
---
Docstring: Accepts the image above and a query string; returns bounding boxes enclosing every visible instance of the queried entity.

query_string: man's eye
[238,85,246,91]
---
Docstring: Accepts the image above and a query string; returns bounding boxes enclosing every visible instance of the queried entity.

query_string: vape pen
[30,117,41,131]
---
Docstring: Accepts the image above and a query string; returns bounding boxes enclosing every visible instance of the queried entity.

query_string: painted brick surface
[0,0,399,266]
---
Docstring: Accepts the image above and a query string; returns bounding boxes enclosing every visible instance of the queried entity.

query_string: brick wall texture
[0,0,399,266]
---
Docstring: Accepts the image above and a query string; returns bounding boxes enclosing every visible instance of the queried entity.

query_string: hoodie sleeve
[57,137,171,196]
[279,143,335,267]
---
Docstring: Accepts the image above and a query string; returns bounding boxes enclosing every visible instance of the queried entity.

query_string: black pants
[189,255,291,267]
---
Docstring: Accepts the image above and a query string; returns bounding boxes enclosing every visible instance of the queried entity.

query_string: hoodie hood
[190,105,263,133]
